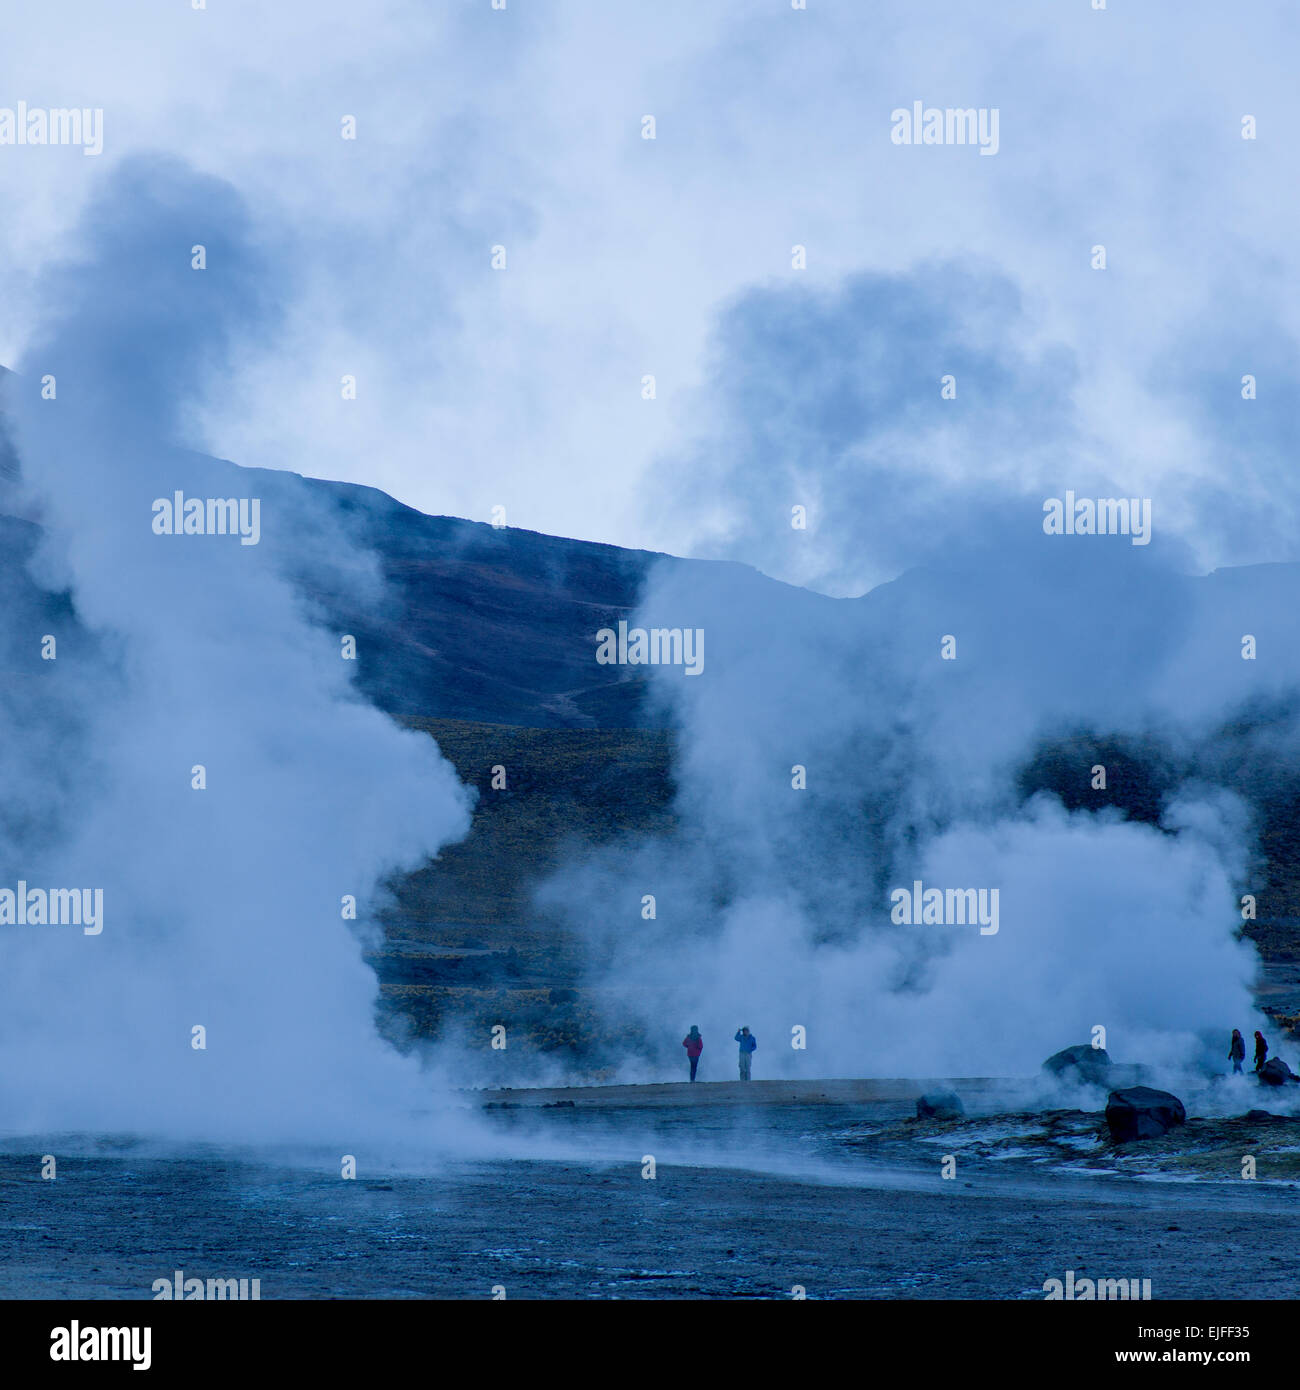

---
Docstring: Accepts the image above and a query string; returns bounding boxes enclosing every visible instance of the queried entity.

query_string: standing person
[1229,1029,1246,1074]
[682,1026,703,1082]
[1255,1030,1269,1072]
[735,1026,756,1081]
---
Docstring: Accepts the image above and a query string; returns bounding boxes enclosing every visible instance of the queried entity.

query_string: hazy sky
[3,0,1297,593]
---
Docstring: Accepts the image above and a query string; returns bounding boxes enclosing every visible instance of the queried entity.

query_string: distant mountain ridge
[0,421,815,728]
[5,405,1300,1050]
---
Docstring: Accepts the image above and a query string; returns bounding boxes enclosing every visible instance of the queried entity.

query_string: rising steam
[0,157,473,1141]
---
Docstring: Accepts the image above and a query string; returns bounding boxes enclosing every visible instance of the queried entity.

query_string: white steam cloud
[0,159,474,1143]
[541,544,1287,1082]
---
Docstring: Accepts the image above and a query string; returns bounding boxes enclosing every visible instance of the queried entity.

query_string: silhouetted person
[682,1026,703,1081]
[735,1026,756,1081]
[1229,1029,1245,1074]
[1255,1030,1268,1071]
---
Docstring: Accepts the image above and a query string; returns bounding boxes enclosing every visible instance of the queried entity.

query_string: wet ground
[2,1085,1297,1299]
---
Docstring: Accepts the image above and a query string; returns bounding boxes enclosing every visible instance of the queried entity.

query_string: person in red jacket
[682,1026,703,1081]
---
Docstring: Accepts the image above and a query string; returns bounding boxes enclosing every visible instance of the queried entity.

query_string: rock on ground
[916,1091,964,1120]
[1106,1086,1187,1142]
[1257,1057,1300,1087]
[1043,1044,1112,1087]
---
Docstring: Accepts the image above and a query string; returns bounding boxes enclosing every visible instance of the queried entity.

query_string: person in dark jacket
[682,1026,703,1081]
[1255,1030,1269,1071]
[734,1026,756,1081]
[1229,1029,1246,1074]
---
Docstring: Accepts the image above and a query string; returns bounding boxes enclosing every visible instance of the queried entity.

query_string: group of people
[684,1026,1281,1083]
[681,1026,756,1081]
[1229,1028,1269,1074]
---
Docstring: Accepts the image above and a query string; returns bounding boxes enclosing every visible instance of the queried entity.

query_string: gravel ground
[2,1095,1296,1300]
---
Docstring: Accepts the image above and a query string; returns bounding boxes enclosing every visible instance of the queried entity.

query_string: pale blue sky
[2,0,1295,593]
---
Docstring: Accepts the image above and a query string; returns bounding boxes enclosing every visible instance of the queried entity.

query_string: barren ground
[2,1078,1297,1300]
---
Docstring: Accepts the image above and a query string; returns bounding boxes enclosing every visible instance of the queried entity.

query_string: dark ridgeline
[3,437,1300,1061]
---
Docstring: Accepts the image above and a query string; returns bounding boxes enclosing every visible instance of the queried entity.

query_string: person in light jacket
[734,1026,756,1081]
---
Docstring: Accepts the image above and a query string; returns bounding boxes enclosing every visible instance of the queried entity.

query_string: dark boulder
[1105,1086,1186,1142]
[1043,1044,1113,1087]
[1258,1057,1300,1087]
[916,1090,964,1120]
